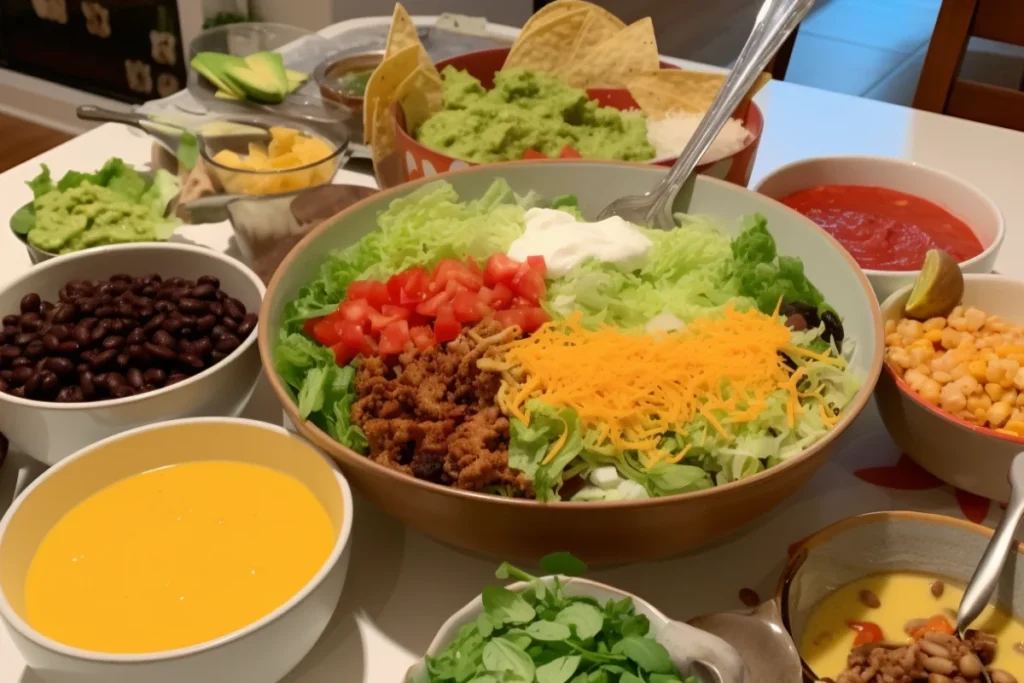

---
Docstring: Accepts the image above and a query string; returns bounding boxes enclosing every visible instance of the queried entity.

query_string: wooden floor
[0,113,72,173]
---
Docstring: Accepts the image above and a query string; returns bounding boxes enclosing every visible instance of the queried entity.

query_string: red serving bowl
[388,47,763,190]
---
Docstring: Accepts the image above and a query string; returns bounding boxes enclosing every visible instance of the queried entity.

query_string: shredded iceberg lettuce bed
[274,178,861,502]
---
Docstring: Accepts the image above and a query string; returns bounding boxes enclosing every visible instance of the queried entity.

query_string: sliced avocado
[244,51,289,91]
[190,52,246,97]
[285,69,308,87]
[223,66,287,104]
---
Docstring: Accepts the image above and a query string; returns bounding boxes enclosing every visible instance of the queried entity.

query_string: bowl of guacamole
[9,158,181,264]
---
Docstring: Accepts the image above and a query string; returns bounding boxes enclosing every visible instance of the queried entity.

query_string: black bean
[95,305,118,319]
[20,293,41,314]
[12,357,31,368]
[90,325,108,345]
[0,345,20,361]
[58,340,80,355]
[49,324,69,340]
[0,378,7,393]
[45,357,74,375]
[165,373,189,386]
[126,367,144,388]
[2,315,19,327]
[143,368,166,385]
[24,373,41,396]
[76,298,97,315]
[41,333,60,351]
[211,350,227,362]
[38,370,58,394]
[141,285,158,298]
[215,334,241,354]
[11,366,33,385]
[116,301,134,317]
[24,340,44,359]
[162,317,184,335]
[208,302,224,318]
[79,371,96,398]
[127,328,146,345]
[191,284,216,300]
[197,275,219,289]
[178,354,204,372]
[105,372,126,389]
[152,330,175,348]
[144,312,166,334]
[110,273,132,284]
[111,385,135,399]
[116,353,131,369]
[8,386,25,398]
[179,298,205,314]
[102,335,125,350]
[2,325,17,338]
[20,313,42,332]
[821,310,845,352]
[222,317,239,332]
[0,369,10,380]
[14,332,36,346]
[56,386,84,403]
[191,337,213,358]
[72,325,91,347]
[154,299,177,312]
[144,343,176,362]
[91,349,117,369]
[127,344,149,363]
[237,313,258,338]
[224,298,246,320]
[40,300,55,317]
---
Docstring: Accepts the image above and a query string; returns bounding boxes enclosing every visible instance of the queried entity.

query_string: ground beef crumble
[351,321,532,495]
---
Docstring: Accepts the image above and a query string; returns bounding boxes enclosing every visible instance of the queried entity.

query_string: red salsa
[780,184,984,271]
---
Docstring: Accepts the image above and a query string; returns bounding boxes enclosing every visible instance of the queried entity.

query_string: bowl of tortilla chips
[364,2,767,189]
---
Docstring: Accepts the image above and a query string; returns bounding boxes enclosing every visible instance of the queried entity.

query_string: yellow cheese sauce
[24,461,336,654]
[801,572,1024,680]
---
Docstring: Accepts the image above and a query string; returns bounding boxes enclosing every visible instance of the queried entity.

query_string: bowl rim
[879,273,1024,446]
[258,159,886,510]
[752,154,1007,278]
[313,50,385,104]
[0,242,266,411]
[188,20,329,48]
[0,416,354,662]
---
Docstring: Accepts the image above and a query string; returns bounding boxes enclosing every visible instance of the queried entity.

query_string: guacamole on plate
[414,67,655,163]
[12,159,181,255]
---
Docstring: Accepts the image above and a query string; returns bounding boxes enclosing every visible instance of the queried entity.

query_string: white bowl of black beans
[0,243,265,465]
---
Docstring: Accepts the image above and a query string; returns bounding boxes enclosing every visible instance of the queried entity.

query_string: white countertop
[3,16,1024,683]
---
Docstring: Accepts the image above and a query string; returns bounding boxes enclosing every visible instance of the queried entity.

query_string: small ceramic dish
[0,243,265,466]
[405,575,748,683]
[314,50,384,143]
[776,511,1024,681]
[876,274,1024,501]
[0,418,353,683]
[753,155,1005,302]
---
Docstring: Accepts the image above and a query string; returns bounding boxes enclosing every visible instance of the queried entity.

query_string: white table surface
[4,16,1024,683]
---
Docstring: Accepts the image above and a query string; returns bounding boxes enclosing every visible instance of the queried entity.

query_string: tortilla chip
[371,108,403,189]
[627,69,772,118]
[384,4,419,59]
[363,44,422,145]
[520,0,624,38]
[504,8,590,73]
[566,11,625,69]
[397,66,443,132]
[563,18,659,88]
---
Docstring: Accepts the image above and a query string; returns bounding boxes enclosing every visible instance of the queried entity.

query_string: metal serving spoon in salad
[597,0,815,230]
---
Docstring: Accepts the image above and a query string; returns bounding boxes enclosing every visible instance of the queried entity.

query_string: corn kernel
[988,401,1013,427]
[1007,420,1024,437]
[923,317,947,331]
[924,329,943,343]
[986,383,1004,401]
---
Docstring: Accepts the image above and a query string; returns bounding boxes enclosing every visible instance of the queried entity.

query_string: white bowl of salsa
[754,155,1004,301]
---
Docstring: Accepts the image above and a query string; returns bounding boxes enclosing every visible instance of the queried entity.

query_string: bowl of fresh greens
[9,158,181,264]
[406,555,747,683]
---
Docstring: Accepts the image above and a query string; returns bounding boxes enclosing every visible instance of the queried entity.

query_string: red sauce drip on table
[779,184,984,271]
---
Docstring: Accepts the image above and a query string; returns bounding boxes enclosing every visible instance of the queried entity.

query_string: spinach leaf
[540,551,588,577]
[555,602,604,640]
[482,586,536,626]
[536,655,581,683]
[482,638,535,680]
[525,620,571,641]
[611,636,674,674]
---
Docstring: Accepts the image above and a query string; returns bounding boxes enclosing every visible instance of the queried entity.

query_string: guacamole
[12,159,181,255]
[31,184,168,254]
[414,67,655,163]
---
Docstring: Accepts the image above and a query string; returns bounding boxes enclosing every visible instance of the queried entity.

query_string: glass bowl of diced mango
[200,120,349,196]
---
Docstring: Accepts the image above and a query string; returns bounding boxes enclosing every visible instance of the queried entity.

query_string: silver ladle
[956,452,1024,683]
[597,0,815,229]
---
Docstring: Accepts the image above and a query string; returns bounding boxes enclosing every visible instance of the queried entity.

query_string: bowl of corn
[876,274,1024,502]
[201,120,349,196]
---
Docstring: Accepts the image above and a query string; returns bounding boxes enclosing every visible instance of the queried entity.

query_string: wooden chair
[913,0,1024,132]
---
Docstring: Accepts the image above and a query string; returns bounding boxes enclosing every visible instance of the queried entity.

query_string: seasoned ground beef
[351,321,532,495]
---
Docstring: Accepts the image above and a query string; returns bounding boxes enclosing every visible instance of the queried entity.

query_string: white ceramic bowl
[0,243,265,466]
[754,155,1004,302]
[875,274,1024,501]
[0,418,353,683]
[406,575,747,683]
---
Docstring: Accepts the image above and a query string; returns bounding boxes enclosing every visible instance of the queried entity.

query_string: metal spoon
[596,0,814,229]
[956,452,1024,683]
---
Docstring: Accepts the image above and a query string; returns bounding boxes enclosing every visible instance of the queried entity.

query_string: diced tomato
[434,305,462,343]
[386,267,430,306]
[331,342,359,366]
[369,304,411,333]
[416,290,452,317]
[484,254,521,287]
[464,257,483,278]
[522,149,547,159]
[379,320,410,355]
[311,318,342,346]
[490,283,514,309]
[909,615,954,640]
[512,264,546,302]
[346,280,390,309]
[452,291,491,323]
[509,296,533,309]
[302,317,322,337]
[409,325,435,351]
[434,258,484,291]
[559,145,581,159]
[847,622,884,647]
[496,306,549,333]
[339,321,368,351]
[406,311,430,328]
[336,298,374,329]
[526,255,547,277]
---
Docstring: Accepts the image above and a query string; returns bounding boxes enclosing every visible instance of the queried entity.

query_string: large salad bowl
[260,161,884,564]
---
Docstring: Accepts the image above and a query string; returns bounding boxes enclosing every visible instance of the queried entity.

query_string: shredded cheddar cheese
[495,305,845,465]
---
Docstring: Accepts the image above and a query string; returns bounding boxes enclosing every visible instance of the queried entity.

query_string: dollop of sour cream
[507,208,653,277]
